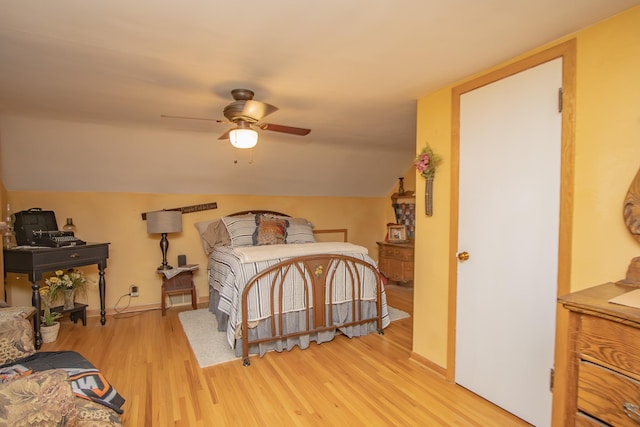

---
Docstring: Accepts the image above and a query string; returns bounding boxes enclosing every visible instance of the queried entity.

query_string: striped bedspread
[208,243,388,347]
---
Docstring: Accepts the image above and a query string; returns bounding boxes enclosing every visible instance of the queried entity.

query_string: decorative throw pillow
[286,218,316,244]
[194,219,231,254]
[0,369,78,425]
[0,307,36,366]
[221,214,258,247]
[253,217,288,245]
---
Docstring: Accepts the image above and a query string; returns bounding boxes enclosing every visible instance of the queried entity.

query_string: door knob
[457,251,470,261]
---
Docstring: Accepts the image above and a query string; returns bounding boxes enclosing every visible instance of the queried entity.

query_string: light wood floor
[42,285,529,426]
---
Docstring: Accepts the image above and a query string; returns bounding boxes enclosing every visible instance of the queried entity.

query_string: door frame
[446,39,576,426]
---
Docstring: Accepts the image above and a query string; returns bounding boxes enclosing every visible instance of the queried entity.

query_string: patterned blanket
[0,351,125,414]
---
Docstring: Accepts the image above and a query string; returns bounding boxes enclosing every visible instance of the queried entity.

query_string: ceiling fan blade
[218,129,231,140]
[259,123,311,136]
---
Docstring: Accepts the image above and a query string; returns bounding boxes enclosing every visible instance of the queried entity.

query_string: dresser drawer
[575,412,608,426]
[402,262,414,276]
[395,247,413,261]
[378,247,402,260]
[378,258,390,273]
[379,246,412,261]
[387,263,404,281]
[579,314,640,374]
[578,361,640,426]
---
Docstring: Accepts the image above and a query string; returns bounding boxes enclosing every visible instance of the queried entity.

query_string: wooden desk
[3,243,109,348]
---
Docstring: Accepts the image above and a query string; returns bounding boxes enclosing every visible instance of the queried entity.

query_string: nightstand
[160,267,198,316]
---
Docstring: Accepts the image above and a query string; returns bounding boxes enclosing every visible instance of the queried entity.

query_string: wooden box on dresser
[376,241,414,286]
[558,282,640,426]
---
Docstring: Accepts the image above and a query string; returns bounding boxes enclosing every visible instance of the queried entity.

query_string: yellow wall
[4,192,389,312]
[413,6,640,368]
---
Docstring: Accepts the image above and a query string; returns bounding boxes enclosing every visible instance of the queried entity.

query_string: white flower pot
[41,321,60,343]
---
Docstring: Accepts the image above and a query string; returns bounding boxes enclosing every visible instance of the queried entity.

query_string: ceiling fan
[161,89,311,149]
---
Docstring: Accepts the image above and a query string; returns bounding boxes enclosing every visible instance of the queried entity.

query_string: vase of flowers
[63,288,75,310]
[44,269,87,310]
[415,145,442,216]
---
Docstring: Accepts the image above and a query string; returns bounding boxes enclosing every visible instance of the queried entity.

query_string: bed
[194,211,390,366]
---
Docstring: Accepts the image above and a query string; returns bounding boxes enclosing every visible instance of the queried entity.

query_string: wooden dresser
[376,241,414,286]
[558,282,640,426]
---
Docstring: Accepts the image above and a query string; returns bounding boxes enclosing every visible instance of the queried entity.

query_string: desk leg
[99,265,106,325]
[31,281,42,349]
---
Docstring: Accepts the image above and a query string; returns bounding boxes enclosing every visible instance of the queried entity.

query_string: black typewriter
[13,208,86,247]
[32,230,86,247]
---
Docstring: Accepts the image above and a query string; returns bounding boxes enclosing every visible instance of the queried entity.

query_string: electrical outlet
[130,285,139,297]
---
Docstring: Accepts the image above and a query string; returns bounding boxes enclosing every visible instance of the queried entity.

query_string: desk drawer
[32,246,108,266]
[578,361,640,426]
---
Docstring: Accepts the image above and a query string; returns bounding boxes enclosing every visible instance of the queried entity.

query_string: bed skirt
[209,287,384,357]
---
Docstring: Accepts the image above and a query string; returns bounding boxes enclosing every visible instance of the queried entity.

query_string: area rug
[179,306,410,368]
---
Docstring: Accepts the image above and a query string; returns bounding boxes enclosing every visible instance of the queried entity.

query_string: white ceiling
[0,1,638,197]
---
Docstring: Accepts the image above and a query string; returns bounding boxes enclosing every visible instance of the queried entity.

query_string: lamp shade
[146,210,182,234]
[229,128,258,149]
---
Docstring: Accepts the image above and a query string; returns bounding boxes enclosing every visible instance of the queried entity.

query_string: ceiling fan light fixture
[229,128,258,149]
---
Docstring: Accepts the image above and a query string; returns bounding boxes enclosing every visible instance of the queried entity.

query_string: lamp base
[157,233,173,271]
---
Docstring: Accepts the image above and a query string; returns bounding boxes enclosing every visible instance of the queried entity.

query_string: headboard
[230,210,290,217]
[229,211,347,242]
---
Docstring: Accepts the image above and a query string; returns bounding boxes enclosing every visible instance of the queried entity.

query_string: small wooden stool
[50,303,88,326]
[161,270,197,316]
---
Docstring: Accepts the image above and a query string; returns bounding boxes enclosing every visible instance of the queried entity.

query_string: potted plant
[39,284,63,343]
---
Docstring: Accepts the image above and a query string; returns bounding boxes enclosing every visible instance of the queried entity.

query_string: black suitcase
[13,208,59,246]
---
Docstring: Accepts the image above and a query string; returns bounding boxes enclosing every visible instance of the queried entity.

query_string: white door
[455,58,562,427]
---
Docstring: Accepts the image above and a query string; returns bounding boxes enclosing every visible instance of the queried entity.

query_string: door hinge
[558,88,563,113]
[549,368,555,391]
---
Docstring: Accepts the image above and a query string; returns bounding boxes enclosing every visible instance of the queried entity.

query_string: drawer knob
[70,253,80,258]
[624,402,640,423]
[457,251,470,261]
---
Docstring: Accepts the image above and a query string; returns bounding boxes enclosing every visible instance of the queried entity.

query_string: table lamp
[146,210,182,270]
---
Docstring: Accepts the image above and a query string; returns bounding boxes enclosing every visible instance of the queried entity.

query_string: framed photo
[387,224,408,242]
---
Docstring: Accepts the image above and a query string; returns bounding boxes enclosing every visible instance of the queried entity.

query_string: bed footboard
[241,253,384,366]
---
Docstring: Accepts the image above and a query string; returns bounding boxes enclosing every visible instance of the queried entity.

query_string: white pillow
[221,214,258,247]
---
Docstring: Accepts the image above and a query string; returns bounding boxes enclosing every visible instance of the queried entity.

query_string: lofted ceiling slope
[0,1,638,197]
